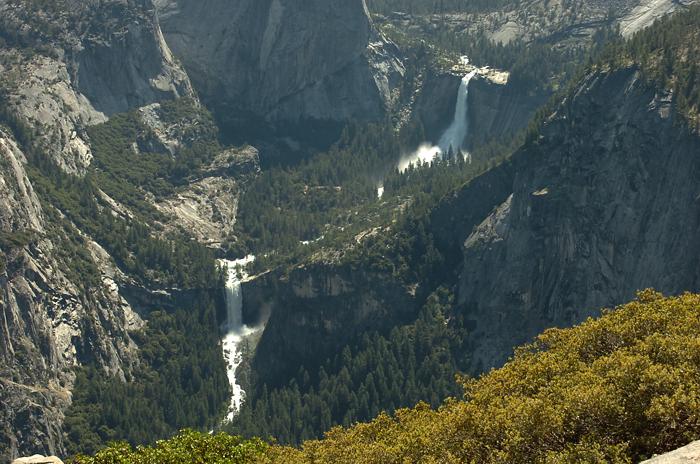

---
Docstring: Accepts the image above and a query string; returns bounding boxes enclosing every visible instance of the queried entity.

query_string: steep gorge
[4,0,700,460]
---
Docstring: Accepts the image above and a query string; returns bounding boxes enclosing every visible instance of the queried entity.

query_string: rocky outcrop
[620,0,698,37]
[0,0,192,174]
[12,455,64,464]
[454,67,700,371]
[154,176,240,247]
[641,440,700,463]
[154,0,403,134]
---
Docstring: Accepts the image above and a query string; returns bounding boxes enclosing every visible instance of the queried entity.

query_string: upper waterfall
[438,69,478,157]
[396,59,477,173]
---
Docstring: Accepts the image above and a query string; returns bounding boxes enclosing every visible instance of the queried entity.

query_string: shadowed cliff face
[456,67,700,371]
[242,263,418,388]
[155,0,403,131]
[466,77,550,149]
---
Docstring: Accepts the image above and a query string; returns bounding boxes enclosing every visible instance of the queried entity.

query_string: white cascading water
[219,255,257,421]
[396,59,477,175]
[437,69,478,156]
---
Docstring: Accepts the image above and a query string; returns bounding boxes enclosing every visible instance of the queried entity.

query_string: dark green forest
[229,288,467,445]
[64,297,229,456]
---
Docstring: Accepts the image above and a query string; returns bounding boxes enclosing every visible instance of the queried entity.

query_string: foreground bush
[70,430,268,464]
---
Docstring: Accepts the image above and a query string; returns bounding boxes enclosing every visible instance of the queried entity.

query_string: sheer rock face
[416,70,549,151]
[455,67,700,371]
[243,263,418,388]
[0,130,142,461]
[466,76,549,149]
[154,0,404,127]
[0,0,192,174]
[70,9,192,117]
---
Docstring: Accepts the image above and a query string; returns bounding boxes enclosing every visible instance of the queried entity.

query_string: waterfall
[396,63,477,173]
[438,69,477,157]
[219,255,256,421]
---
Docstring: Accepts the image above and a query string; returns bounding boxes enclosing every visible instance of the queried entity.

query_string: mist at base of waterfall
[395,67,477,174]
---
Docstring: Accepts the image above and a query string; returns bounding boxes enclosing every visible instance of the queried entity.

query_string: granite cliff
[457,66,700,370]
[154,0,404,136]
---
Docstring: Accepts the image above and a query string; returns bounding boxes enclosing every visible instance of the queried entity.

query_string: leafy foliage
[70,430,268,464]
[271,290,700,463]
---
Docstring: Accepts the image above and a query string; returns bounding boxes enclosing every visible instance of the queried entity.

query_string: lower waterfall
[219,255,257,421]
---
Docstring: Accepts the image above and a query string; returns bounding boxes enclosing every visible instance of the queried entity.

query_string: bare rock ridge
[388,0,700,48]
[154,0,404,130]
[620,0,698,37]
[641,440,700,463]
